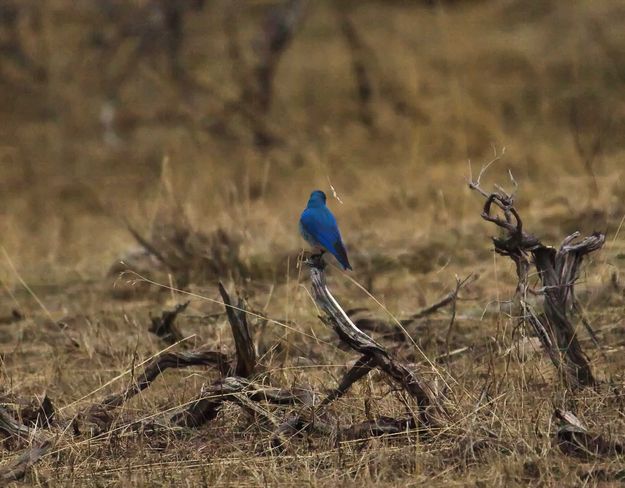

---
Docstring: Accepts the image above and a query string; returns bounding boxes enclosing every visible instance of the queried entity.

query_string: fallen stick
[172,284,311,428]
[0,440,51,483]
[0,394,55,429]
[341,416,415,440]
[0,407,31,440]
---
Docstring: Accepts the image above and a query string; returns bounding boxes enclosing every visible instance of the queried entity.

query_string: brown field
[1,0,625,485]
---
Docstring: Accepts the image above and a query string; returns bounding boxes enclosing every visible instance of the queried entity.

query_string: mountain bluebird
[299,190,352,270]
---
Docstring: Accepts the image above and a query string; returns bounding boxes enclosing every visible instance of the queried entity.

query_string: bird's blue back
[299,190,352,270]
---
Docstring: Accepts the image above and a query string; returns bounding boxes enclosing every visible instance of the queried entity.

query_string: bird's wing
[300,208,351,270]
[300,208,340,247]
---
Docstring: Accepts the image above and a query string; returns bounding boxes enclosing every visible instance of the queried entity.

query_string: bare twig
[341,416,416,440]
[444,275,466,358]
[124,220,173,271]
[271,259,451,449]
[0,394,55,429]
[269,356,375,449]
[406,274,476,322]
[467,147,506,198]
[351,274,476,343]
[0,405,52,482]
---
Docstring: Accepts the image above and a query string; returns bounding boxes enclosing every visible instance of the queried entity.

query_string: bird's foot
[303,250,326,270]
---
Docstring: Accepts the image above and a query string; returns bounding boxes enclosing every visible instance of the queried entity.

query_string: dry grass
[1,0,625,485]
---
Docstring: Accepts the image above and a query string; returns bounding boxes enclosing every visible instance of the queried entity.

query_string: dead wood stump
[469,169,604,389]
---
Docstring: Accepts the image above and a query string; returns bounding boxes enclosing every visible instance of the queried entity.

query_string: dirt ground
[1,0,625,485]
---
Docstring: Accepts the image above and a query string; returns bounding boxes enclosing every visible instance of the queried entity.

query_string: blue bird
[299,190,352,270]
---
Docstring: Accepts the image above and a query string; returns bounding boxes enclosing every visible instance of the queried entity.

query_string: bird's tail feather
[332,240,352,270]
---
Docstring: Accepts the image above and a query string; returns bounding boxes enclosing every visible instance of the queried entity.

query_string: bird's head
[307,190,327,207]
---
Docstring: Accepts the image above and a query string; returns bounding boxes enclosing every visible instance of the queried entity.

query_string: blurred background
[0,0,623,285]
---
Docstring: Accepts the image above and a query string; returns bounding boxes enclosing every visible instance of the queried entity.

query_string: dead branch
[247,0,308,114]
[21,395,54,429]
[202,377,314,406]
[271,270,455,449]
[469,170,604,389]
[333,4,424,125]
[341,416,416,440]
[91,347,231,416]
[158,285,299,428]
[0,404,52,482]
[182,74,284,148]
[0,2,47,86]
[444,275,464,358]
[172,376,313,428]
[269,355,375,449]
[554,409,625,458]
[0,407,31,439]
[571,297,601,350]
[94,0,205,90]
[306,255,447,430]
[215,0,309,148]
[568,97,612,193]
[123,213,247,288]
[148,301,189,345]
[336,7,375,127]
[124,219,174,271]
[0,394,55,429]
[218,283,256,377]
[320,356,376,408]
[89,284,262,429]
